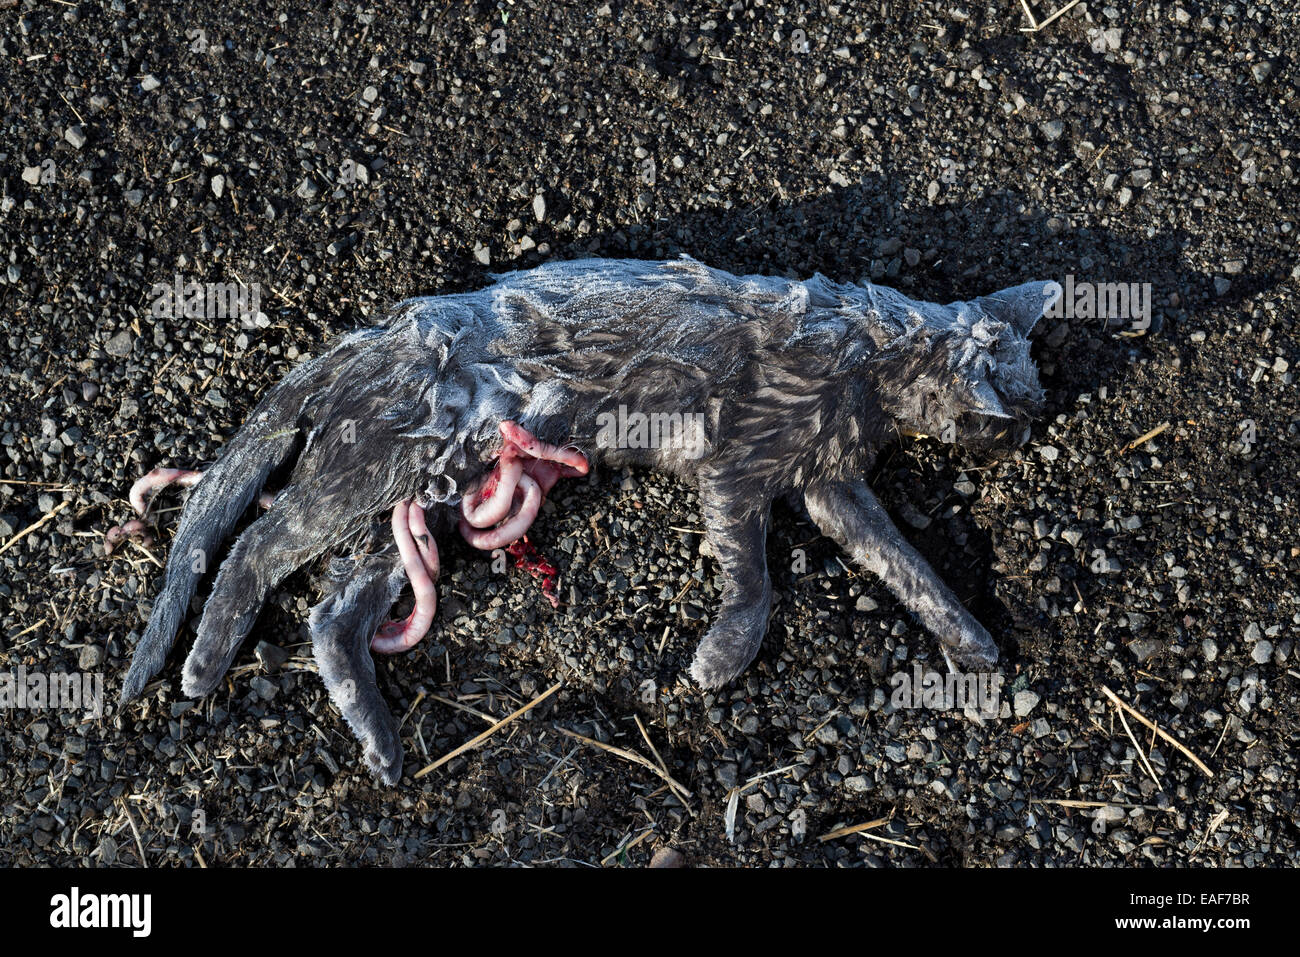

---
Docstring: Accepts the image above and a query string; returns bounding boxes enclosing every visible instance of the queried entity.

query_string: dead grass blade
[415,680,561,778]
[1102,686,1214,777]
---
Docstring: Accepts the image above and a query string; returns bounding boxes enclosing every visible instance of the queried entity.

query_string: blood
[458,421,588,603]
[506,535,561,608]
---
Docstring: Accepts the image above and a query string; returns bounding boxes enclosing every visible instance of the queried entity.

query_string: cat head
[872,280,1058,456]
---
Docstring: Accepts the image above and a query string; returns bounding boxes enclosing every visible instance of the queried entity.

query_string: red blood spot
[506,535,561,608]
[476,468,500,504]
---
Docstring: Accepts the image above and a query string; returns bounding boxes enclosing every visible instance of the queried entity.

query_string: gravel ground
[0,0,1297,867]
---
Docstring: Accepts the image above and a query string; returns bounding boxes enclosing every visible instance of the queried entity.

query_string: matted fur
[120,256,1057,783]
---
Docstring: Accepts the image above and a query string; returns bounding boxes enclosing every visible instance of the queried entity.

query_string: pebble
[0,0,1291,873]
[1013,691,1040,717]
[105,331,134,357]
[648,847,685,868]
[1129,639,1164,663]
[256,640,291,672]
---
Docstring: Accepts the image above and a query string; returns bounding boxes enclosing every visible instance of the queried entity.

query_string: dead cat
[110,255,1059,783]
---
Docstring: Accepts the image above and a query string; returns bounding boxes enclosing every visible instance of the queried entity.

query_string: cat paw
[346,710,403,785]
[363,737,403,786]
[944,619,999,670]
[689,646,748,690]
[688,610,767,689]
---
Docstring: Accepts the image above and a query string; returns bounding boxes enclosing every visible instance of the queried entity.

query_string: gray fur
[120,256,1055,784]
[308,529,408,784]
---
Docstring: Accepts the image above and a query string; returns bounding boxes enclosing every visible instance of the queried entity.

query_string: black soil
[0,1,1296,866]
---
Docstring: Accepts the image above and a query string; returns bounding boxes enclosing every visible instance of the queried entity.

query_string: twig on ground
[415,680,561,778]
[557,727,693,805]
[0,500,69,557]
[1102,686,1214,777]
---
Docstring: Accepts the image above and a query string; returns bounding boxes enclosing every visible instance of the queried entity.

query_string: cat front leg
[689,483,773,689]
[804,479,999,668]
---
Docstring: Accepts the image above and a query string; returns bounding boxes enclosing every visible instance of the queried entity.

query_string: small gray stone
[255,640,291,672]
[1251,641,1273,665]
[1013,691,1040,716]
[250,676,278,701]
[105,330,134,357]
[1039,119,1064,141]
[1129,639,1163,662]
[140,74,161,91]
[64,125,87,149]
[814,723,839,746]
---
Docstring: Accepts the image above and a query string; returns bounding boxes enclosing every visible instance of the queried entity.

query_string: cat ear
[965,379,1011,419]
[973,280,1061,336]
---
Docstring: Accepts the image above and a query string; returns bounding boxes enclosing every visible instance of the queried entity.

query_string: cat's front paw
[689,646,748,690]
[944,617,999,670]
[362,734,403,786]
[688,607,768,690]
[335,697,403,785]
